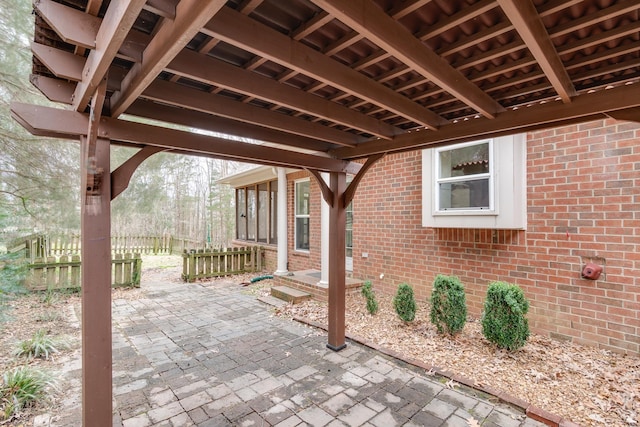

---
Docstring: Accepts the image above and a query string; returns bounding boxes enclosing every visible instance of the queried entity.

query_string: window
[295,179,310,251]
[422,134,527,229]
[436,140,492,211]
[235,180,277,244]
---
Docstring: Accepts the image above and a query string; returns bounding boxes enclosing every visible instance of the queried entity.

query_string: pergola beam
[167,50,400,139]
[332,83,640,159]
[497,0,576,103]
[10,102,362,175]
[141,80,360,147]
[312,0,504,119]
[127,99,333,152]
[109,0,227,117]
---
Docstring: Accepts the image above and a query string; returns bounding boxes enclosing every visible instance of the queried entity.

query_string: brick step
[271,285,311,304]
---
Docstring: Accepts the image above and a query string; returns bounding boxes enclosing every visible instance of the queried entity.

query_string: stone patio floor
[52,275,550,427]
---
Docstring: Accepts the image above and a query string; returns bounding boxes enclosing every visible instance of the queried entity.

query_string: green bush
[1,366,56,421]
[481,281,530,351]
[14,330,69,360]
[429,275,467,335]
[360,281,378,315]
[393,283,417,322]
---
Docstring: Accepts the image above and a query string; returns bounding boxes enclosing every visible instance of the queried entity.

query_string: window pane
[295,181,310,215]
[295,217,309,250]
[236,188,246,240]
[247,187,256,240]
[257,183,267,243]
[270,182,277,244]
[439,142,489,178]
[439,179,490,209]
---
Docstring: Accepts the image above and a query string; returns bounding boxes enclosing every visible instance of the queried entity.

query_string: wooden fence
[25,253,142,290]
[8,234,210,261]
[182,246,264,282]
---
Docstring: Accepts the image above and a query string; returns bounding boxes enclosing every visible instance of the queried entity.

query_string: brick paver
[53,276,551,426]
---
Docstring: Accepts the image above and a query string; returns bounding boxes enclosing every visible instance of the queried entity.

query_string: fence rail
[7,234,212,261]
[26,253,142,290]
[182,246,264,282]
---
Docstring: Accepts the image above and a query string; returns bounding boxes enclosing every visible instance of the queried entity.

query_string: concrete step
[257,295,288,308]
[271,285,311,304]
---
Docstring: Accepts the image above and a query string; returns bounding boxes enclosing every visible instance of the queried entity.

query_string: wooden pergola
[11,0,640,424]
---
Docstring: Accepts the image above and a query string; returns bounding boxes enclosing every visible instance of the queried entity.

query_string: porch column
[80,137,112,426]
[327,171,347,351]
[319,172,329,286]
[274,167,288,275]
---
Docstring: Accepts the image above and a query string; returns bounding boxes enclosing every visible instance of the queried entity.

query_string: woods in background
[0,1,241,247]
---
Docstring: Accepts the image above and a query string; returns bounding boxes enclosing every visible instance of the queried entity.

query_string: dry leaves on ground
[276,292,640,427]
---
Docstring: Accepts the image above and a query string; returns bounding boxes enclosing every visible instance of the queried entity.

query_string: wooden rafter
[167,50,400,139]
[497,0,576,103]
[312,0,504,119]
[204,7,447,131]
[72,0,147,111]
[109,0,227,117]
[34,0,101,49]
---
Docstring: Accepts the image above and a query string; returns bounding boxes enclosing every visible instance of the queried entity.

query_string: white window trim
[434,139,495,215]
[294,178,310,252]
[422,134,527,229]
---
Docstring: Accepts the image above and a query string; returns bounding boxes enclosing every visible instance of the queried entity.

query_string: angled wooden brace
[308,152,385,208]
[111,146,167,200]
[306,152,385,351]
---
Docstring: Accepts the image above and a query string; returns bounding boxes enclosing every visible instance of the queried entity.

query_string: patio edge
[291,315,579,427]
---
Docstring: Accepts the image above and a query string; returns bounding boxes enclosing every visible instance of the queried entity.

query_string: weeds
[0,365,56,421]
[14,330,70,360]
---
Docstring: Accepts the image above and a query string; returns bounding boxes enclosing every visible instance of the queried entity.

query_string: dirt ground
[1,256,638,426]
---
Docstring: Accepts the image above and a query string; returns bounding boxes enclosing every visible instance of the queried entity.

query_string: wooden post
[80,136,112,426]
[327,172,347,351]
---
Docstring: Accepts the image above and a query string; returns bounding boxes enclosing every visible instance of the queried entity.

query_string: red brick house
[222,118,640,355]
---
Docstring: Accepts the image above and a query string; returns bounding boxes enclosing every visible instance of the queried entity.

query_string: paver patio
[53,275,548,427]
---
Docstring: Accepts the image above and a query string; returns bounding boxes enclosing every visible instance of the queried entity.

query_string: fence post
[132,254,141,287]
[114,253,123,286]
[59,255,69,288]
[71,255,81,287]
[123,253,132,284]
[46,256,57,289]
[188,251,196,282]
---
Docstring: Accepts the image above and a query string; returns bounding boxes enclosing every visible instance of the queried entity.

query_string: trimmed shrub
[393,283,417,323]
[360,281,378,315]
[481,281,530,351]
[429,275,467,335]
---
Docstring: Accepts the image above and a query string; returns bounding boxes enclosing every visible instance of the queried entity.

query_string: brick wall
[347,119,639,355]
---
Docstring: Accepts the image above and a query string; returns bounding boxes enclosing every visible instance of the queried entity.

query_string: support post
[81,136,112,426]
[319,172,329,286]
[327,171,347,351]
[274,167,288,275]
